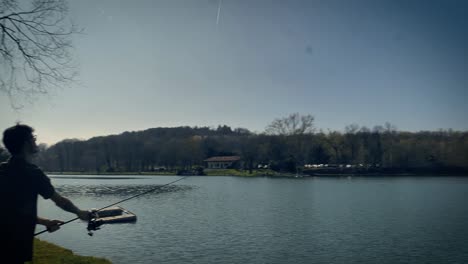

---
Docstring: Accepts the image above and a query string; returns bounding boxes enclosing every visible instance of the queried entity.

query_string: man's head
[2,124,38,156]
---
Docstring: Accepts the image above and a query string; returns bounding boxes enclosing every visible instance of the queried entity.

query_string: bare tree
[0,0,79,107]
[265,113,315,135]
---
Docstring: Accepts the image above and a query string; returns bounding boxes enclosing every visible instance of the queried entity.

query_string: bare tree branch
[265,113,316,136]
[0,0,80,108]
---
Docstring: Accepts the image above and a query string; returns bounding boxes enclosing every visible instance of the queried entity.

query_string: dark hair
[2,124,35,155]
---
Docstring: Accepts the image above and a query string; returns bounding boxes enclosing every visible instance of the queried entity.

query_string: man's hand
[44,219,65,233]
[77,210,91,221]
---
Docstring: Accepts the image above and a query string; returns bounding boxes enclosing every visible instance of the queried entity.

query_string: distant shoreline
[46,170,468,178]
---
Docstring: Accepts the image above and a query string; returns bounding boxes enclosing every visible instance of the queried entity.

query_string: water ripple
[54,184,194,198]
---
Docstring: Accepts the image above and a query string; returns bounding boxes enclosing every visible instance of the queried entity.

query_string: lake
[37,175,468,264]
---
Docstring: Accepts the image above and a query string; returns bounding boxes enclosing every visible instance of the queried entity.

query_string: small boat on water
[93,206,137,224]
[87,206,137,235]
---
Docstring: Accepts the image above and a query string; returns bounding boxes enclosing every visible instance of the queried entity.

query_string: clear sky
[1,0,467,145]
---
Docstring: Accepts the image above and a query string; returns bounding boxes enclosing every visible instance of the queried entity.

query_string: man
[0,124,89,263]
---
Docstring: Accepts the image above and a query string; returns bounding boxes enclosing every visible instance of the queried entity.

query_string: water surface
[38,175,468,264]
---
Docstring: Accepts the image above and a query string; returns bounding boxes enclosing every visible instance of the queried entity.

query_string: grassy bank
[34,239,111,264]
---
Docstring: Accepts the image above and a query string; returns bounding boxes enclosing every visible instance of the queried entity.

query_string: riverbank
[34,239,111,264]
[46,169,284,177]
[46,168,468,178]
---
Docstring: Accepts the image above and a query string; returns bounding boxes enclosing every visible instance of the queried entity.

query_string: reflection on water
[55,184,194,198]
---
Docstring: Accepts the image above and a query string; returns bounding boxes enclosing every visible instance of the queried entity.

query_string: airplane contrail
[216,0,222,25]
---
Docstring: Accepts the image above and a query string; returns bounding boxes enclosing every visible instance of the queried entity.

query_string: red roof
[204,156,241,162]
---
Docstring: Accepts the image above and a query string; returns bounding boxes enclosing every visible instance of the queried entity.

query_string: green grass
[33,239,111,264]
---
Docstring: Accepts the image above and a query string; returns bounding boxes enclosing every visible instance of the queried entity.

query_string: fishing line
[216,0,222,25]
[34,176,189,236]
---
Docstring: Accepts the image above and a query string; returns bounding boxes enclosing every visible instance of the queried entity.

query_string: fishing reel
[86,209,103,236]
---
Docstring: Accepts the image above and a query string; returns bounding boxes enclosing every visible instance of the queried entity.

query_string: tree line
[1,114,467,174]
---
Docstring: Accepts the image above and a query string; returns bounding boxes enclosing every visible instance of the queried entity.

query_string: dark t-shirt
[0,156,55,262]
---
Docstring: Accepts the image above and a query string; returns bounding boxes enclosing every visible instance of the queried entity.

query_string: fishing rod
[34,176,189,236]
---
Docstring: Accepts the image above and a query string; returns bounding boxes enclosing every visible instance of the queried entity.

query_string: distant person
[0,124,90,264]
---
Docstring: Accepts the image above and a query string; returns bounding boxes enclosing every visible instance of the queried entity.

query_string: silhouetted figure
[0,124,89,263]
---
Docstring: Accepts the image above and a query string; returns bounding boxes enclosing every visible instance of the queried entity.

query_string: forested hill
[1,124,467,174]
[39,125,254,172]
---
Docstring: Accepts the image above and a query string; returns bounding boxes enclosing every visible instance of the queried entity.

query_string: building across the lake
[204,156,241,169]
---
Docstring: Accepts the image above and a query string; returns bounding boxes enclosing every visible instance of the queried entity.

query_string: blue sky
[1,0,467,145]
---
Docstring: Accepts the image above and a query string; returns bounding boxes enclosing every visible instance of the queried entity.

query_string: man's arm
[50,192,89,220]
